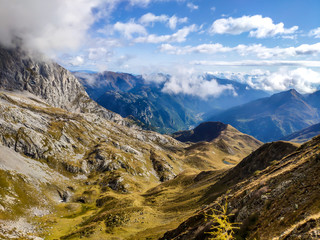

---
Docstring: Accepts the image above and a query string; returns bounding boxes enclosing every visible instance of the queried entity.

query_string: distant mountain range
[74,71,268,133]
[208,89,320,142]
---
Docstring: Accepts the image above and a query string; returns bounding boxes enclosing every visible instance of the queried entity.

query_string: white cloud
[251,68,320,93]
[187,2,199,10]
[139,13,187,30]
[73,72,98,87]
[135,24,197,43]
[309,27,320,38]
[0,0,184,54]
[192,60,320,67]
[160,42,320,59]
[128,0,152,6]
[0,0,104,54]
[139,13,168,25]
[212,68,320,94]
[114,20,147,39]
[161,68,235,98]
[88,47,113,60]
[69,56,84,66]
[168,15,188,30]
[210,15,298,38]
[160,43,231,54]
[142,73,168,83]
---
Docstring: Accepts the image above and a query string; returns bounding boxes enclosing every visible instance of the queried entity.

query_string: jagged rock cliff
[0,46,130,126]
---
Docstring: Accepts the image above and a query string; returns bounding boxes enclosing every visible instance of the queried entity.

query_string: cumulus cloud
[210,15,298,38]
[191,60,320,67]
[309,27,320,38]
[250,68,320,93]
[69,56,84,66]
[0,0,105,54]
[88,46,114,61]
[187,2,199,10]
[73,72,98,87]
[160,42,320,58]
[134,24,197,43]
[139,13,168,25]
[139,13,187,30]
[142,73,168,83]
[160,43,231,54]
[161,68,236,98]
[0,0,181,54]
[114,20,147,39]
[212,68,320,94]
[168,15,188,30]
[128,0,152,6]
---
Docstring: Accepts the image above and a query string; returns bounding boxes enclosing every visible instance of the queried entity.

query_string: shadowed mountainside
[282,122,320,143]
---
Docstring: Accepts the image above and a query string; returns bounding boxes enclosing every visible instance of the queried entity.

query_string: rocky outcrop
[150,151,175,182]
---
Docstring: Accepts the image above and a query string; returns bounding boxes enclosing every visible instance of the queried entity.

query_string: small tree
[205,201,239,240]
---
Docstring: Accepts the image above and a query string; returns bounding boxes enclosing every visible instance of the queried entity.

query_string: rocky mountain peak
[0,46,131,125]
[268,88,304,103]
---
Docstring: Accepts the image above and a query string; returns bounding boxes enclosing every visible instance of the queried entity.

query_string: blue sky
[1,0,320,95]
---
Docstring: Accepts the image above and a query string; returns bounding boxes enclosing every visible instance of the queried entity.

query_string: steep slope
[96,87,197,133]
[160,136,320,240]
[305,90,320,111]
[209,89,319,142]
[282,123,320,143]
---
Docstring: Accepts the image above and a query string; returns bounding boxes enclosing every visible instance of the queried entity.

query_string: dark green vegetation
[74,71,268,134]
[209,89,320,142]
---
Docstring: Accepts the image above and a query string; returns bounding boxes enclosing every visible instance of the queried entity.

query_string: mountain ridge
[208,89,320,142]
[0,46,134,127]
[282,122,320,143]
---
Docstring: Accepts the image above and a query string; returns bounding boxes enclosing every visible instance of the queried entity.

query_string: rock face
[0,46,129,125]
